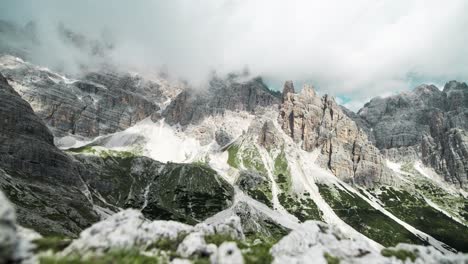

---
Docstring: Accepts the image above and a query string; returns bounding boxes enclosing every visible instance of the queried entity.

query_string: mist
[1,0,468,110]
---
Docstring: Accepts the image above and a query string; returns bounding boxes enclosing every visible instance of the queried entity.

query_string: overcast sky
[1,0,467,110]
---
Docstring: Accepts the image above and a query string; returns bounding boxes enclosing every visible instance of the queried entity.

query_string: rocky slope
[0,72,99,236]
[278,81,393,186]
[356,82,468,188]
[0,55,182,140]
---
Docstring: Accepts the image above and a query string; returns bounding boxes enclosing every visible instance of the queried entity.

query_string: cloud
[1,0,467,110]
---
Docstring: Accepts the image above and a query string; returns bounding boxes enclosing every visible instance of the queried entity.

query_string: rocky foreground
[2,192,467,264]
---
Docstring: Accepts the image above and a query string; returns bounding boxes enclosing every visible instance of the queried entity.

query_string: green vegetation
[273,150,291,193]
[400,162,467,225]
[147,233,188,252]
[370,186,468,252]
[400,162,414,173]
[205,233,238,246]
[143,163,234,224]
[39,250,162,264]
[67,146,138,159]
[324,252,340,264]
[279,192,323,222]
[33,237,72,253]
[35,229,278,264]
[248,187,273,208]
[318,184,424,247]
[236,170,274,208]
[226,143,267,174]
[381,248,417,262]
[415,182,468,224]
[240,240,274,264]
[227,144,241,169]
[205,234,278,264]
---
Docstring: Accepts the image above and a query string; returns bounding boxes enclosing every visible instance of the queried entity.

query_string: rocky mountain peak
[300,84,316,97]
[282,80,295,103]
[444,80,467,93]
[278,81,392,185]
[163,74,281,126]
[357,81,468,188]
[413,84,441,96]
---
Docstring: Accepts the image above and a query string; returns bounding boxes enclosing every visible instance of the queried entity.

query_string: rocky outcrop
[278,81,392,185]
[357,81,468,187]
[0,191,36,264]
[229,201,289,239]
[163,75,281,126]
[63,209,245,263]
[0,55,182,138]
[271,220,468,264]
[0,73,99,236]
[0,190,18,263]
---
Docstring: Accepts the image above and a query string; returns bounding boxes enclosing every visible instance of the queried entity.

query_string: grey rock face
[230,201,289,239]
[236,171,268,193]
[278,82,392,186]
[0,73,99,236]
[163,75,281,126]
[0,75,234,236]
[0,191,37,264]
[0,55,180,138]
[215,129,233,148]
[0,72,76,183]
[0,190,16,263]
[74,154,163,211]
[357,81,468,187]
[257,120,283,150]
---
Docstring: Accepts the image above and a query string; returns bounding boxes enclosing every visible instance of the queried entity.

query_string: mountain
[355,82,468,187]
[0,52,467,263]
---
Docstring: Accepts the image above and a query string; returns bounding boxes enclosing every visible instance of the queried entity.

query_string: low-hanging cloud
[1,0,468,110]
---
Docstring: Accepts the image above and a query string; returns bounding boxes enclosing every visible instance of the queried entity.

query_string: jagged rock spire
[282,80,295,103]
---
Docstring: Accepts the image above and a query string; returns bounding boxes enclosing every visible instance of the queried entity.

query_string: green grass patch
[227,143,267,174]
[371,186,468,252]
[324,252,340,264]
[273,150,292,193]
[205,234,276,264]
[67,146,137,160]
[400,162,467,225]
[205,233,238,246]
[33,237,72,253]
[381,248,416,262]
[241,240,274,264]
[227,144,241,169]
[39,250,162,264]
[318,184,424,247]
[146,233,188,252]
[279,192,323,222]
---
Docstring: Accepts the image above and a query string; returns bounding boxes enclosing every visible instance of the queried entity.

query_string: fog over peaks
[1,0,468,110]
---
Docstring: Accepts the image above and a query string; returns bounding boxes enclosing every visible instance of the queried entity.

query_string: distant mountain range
[0,20,467,264]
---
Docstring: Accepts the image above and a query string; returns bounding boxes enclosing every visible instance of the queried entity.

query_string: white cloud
[1,0,467,110]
